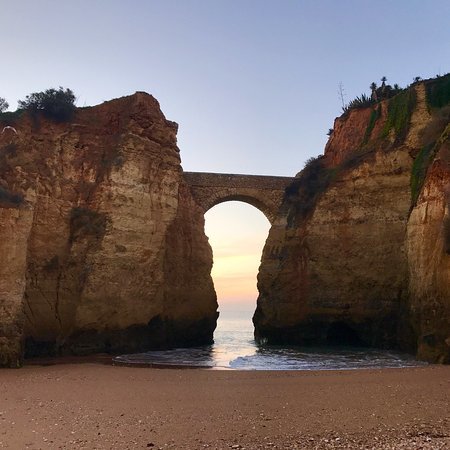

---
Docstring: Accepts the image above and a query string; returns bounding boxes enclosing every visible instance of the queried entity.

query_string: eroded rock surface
[255,77,450,363]
[407,128,450,363]
[0,93,217,366]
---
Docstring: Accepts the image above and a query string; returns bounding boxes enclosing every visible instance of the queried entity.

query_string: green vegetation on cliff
[18,87,76,123]
[410,123,450,205]
[286,147,376,226]
[1,87,77,125]
[342,77,403,115]
[426,73,450,109]
[342,93,375,113]
[0,97,8,113]
[0,110,24,126]
[363,105,382,145]
[410,143,434,204]
[382,88,416,141]
[285,156,335,225]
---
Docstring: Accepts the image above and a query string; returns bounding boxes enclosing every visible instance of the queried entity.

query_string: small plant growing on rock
[0,97,8,112]
[18,87,76,122]
[342,93,375,113]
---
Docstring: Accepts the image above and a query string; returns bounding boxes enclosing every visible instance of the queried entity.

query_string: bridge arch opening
[205,194,275,224]
[204,201,270,343]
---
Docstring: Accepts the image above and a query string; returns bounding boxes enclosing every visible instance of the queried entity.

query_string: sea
[114,308,426,370]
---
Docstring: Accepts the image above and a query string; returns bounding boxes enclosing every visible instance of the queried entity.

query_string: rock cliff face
[0,93,217,366]
[1,79,448,367]
[255,77,450,363]
[407,125,450,363]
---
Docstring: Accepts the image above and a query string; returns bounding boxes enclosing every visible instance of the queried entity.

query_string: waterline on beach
[114,311,426,370]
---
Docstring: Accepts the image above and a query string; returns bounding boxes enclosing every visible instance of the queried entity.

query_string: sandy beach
[0,363,448,449]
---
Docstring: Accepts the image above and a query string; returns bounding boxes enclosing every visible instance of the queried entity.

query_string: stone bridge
[184,172,295,223]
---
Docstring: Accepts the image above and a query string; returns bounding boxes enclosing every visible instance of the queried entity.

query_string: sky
[1,0,450,313]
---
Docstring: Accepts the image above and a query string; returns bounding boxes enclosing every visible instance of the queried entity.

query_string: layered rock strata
[0,93,217,366]
[255,77,450,363]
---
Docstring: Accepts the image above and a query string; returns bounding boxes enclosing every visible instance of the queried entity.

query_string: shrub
[18,87,76,122]
[0,97,8,112]
[0,109,24,125]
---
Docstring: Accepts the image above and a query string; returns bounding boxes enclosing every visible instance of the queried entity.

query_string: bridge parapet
[183,171,294,223]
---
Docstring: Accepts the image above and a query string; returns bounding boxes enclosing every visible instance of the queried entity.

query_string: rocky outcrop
[255,76,450,362]
[0,93,217,366]
[407,124,450,363]
[1,77,448,368]
[0,204,33,367]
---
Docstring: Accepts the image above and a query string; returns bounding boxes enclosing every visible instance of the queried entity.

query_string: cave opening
[326,322,365,347]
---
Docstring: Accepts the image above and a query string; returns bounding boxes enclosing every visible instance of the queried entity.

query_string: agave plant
[343,93,375,113]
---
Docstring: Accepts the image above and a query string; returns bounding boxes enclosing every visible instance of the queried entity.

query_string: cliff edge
[0,93,217,367]
[255,75,450,363]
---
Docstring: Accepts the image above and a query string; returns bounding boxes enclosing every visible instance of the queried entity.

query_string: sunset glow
[204,202,270,311]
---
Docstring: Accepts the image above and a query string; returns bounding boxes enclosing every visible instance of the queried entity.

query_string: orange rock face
[256,80,450,363]
[0,93,217,366]
[324,106,375,165]
[407,137,450,363]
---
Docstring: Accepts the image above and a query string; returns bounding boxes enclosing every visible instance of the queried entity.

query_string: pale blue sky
[2,0,449,175]
[2,1,449,309]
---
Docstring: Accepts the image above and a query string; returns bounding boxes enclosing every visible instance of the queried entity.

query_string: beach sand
[0,363,449,449]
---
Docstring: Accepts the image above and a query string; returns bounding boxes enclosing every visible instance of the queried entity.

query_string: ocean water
[114,310,426,370]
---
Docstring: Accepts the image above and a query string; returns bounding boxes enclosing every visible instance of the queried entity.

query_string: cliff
[255,75,450,363]
[0,93,217,367]
[1,78,449,368]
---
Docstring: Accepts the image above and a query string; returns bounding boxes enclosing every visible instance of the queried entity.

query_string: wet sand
[0,363,449,449]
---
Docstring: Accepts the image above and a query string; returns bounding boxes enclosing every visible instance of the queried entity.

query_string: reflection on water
[114,311,426,370]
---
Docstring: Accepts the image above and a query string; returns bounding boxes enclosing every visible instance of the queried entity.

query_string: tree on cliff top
[0,97,8,112]
[18,87,76,122]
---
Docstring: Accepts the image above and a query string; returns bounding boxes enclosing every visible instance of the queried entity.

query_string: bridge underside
[183,172,294,224]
